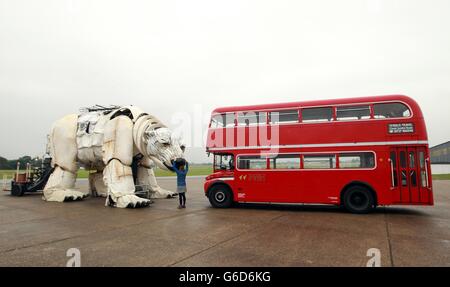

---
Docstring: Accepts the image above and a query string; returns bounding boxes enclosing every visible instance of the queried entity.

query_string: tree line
[0,156,43,170]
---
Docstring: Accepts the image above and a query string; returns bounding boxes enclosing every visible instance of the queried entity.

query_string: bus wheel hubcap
[351,193,367,207]
[215,191,225,202]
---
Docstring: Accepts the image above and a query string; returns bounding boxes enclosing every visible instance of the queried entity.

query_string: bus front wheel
[208,185,233,208]
[343,186,375,214]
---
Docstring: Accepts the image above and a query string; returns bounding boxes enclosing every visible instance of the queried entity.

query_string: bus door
[390,147,429,204]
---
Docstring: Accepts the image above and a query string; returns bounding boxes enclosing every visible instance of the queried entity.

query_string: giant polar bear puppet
[43,106,185,209]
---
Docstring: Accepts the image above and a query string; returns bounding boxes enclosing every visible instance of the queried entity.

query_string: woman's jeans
[179,192,186,206]
[177,186,187,206]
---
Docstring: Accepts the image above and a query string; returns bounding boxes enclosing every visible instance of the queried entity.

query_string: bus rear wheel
[208,185,233,208]
[343,186,374,214]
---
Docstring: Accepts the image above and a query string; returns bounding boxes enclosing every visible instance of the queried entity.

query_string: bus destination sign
[388,123,415,134]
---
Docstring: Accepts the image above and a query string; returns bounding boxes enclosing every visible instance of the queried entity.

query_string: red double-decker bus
[204,95,433,214]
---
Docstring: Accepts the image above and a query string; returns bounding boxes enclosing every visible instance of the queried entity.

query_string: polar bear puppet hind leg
[43,114,88,202]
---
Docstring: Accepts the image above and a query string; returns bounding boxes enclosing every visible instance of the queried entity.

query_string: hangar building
[430,141,450,164]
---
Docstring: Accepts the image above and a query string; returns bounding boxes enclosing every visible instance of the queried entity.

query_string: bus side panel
[233,169,271,202]
[263,171,303,202]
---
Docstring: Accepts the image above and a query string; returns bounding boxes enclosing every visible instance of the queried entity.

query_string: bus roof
[212,94,421,115]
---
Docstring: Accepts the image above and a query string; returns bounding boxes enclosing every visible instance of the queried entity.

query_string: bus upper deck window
[224,113,236,127]
[211,113,235,128]
[373,103,411,119]
[269,110,299,124]
[336,105,371,121]
[301,107,333,123]
[238,112,267,126]
[210,115,223,128]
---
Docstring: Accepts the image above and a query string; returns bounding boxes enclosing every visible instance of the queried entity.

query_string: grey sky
[1,0,449,163]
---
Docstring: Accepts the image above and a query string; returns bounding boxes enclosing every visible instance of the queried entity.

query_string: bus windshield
[214,154,234,171]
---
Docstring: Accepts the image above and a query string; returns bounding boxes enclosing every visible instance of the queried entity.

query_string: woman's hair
[175,159,186,169]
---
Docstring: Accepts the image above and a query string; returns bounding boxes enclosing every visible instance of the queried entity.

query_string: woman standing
[173,160,189,209]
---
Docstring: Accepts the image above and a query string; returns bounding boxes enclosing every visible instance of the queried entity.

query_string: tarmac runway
[0,177,449,267]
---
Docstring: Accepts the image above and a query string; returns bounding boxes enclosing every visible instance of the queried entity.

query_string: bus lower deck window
[303,155,336,169]
[339,153,375,168]
[269,154,301,169]
[238,156,267,169]
[214,154,234,170]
